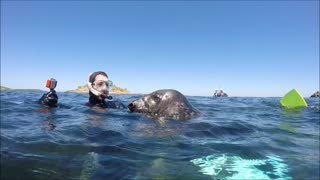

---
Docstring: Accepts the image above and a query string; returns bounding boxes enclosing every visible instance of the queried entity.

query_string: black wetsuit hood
[89,71,108,83]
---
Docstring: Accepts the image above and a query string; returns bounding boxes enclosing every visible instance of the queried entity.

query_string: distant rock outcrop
[310,91,320,97]
[111,85,130,94]
[0,86,44,92]
[0,86,11,90]
[67,84,130,94]
[67,85,88,93]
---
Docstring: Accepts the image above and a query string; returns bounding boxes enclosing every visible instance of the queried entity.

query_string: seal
[128,89,201,120]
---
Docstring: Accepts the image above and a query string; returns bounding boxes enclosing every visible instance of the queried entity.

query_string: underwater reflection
[36,107,57,131]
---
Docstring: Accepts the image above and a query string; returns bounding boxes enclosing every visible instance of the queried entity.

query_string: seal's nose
[128,102,134,111]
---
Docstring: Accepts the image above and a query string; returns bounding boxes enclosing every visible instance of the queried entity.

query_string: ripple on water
[0,91,319,179]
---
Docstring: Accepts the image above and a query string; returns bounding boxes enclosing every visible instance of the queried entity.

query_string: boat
[213,89,228,97]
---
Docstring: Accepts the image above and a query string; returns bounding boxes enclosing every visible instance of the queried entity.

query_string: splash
[191,154,291,180]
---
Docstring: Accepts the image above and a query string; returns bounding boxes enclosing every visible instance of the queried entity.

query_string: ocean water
[1,90,319,180]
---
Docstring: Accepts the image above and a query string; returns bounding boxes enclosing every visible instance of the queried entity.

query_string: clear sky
[1,1,319,97]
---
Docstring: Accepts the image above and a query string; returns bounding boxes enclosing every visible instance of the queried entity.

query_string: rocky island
[310,91,320,97]
[1,86,44,92]
[0,86,11,90]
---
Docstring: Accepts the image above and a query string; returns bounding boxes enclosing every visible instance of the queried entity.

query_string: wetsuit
[86,91,126,109]
[38,89,125,109]
[38,90,59,107]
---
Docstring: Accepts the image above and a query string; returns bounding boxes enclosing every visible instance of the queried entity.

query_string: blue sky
[1,1,319,97]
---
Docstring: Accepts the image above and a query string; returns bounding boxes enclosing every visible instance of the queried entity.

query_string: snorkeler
[38,78,59,107]
[86,71,126,109]
[38,72,125,109]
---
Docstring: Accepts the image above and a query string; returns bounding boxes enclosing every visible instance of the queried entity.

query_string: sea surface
[1,90,319,180]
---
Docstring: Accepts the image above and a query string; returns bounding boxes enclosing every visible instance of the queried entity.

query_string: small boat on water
[213,89,228,97]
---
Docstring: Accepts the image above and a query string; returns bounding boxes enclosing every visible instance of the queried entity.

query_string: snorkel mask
[87,71,113,100]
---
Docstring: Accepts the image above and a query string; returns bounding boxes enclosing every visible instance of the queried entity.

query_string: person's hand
[43,90,58,107]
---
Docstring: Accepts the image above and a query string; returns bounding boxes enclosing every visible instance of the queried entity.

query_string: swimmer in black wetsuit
[38,78,59,107]
[86,71,126,109]
[38,73,125,109]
